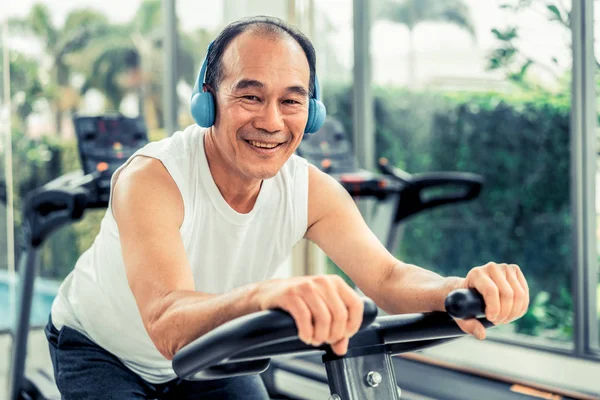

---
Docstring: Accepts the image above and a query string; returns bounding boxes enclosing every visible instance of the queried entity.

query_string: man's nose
[253,101,284,133]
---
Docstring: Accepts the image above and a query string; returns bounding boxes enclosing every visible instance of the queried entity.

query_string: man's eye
[284,99,301,105]
[242,95,260,101]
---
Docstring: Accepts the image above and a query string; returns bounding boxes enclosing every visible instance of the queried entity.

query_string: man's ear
[203,83,216,95]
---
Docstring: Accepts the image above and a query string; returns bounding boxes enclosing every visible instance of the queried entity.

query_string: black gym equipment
[7,113,148,400]
[172,290,491,400]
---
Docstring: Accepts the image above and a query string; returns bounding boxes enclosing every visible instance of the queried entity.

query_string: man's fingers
[470,269,501,323]
[487,264,514,325]
[335,277,364,337]
[330,337,350,356]
[313,276,350,345]
[455,318,486,340]
[514,265,530,315]
[280,275,365,350]
[285,298,313,345]
[506,265,528,323]
[300,284,332,345]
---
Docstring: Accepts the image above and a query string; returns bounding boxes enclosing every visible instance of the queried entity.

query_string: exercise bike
[172,290,490,400]
[7,113,148,400]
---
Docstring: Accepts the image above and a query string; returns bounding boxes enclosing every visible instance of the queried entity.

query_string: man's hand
[453,262,530,340]
[254,275,364,356]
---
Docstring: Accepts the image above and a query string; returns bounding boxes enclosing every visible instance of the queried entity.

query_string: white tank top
[50,125,309,383]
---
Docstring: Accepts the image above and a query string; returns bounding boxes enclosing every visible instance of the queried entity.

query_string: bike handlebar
[172,289,487,381]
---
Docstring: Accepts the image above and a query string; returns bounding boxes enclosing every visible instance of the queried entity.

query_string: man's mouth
[245,139,285,149]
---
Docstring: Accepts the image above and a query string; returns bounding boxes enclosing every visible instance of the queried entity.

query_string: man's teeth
[249,140,280,149]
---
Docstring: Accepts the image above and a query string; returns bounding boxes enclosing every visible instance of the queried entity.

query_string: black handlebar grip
[445,289,486,319]
[172,298,379,381]
[361,297,379,328]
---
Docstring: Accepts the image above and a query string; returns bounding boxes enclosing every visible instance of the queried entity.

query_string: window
[0,19,13,332]
[2,0,166,328]
[593,0,600,350]
[176,0,330,114]
[319,0,575,347]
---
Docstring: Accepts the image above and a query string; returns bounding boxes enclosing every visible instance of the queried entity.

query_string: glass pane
[324,0,573,346]
[178,1,304,135]
[176,0,327,119]
[0,20,11,331]
[595,0,600,349]
[314,0,357,283]
[4,0,165,327]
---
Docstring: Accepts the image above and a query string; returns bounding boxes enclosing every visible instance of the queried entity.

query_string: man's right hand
[254,275,364,356]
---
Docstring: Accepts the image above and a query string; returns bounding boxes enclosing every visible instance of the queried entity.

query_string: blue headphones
[190,41,326,134]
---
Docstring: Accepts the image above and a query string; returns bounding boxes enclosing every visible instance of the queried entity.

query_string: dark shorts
[44,317,269,400]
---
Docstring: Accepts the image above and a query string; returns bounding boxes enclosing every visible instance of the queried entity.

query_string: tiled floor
[0,329,53,397]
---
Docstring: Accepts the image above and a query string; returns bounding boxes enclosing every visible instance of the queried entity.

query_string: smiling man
[45,16,530,400]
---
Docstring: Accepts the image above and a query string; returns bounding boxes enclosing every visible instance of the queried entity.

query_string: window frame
[571,0,599,356]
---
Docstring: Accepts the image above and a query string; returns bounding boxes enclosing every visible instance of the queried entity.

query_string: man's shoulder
[165,124,206,150]
[274,153,309,182]
[286,153,309,168]
[305,161,352,223]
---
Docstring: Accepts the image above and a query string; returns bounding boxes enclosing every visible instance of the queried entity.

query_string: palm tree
[375,0,476,88]
[0,50,44,129]
[9,4,111,134]
[73,0,210,128]
[76,37,141,110]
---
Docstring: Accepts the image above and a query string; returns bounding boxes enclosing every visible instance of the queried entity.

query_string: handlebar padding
[172,298,378,380]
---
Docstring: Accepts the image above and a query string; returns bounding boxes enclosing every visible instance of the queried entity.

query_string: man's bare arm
[305,165,529,340]
[112,157,262,360]
[304,164,460,315]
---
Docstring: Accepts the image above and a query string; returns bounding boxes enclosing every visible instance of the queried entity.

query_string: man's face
[211,32,311,181]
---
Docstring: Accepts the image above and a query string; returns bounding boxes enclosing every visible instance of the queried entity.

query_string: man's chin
[243,164,282,180]
[252,170,280,180]
[241,156,290,180]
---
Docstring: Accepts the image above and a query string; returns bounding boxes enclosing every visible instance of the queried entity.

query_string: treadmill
[7,113,148,400]
[295,118,483,255]
[263,118,581,399]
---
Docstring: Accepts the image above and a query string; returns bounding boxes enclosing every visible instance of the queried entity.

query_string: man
[45,16,529,399]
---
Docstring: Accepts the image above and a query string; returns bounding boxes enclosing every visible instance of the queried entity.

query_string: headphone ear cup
[191,91,216,128]
[304,99,326,134]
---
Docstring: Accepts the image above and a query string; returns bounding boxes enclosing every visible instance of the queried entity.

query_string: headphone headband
[193,41,319,100]
[191,42,213,98]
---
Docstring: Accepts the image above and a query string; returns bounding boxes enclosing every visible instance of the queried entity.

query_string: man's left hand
[452,262,530,340]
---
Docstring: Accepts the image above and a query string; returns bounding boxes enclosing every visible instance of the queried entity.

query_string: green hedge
[323,85,573,340]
